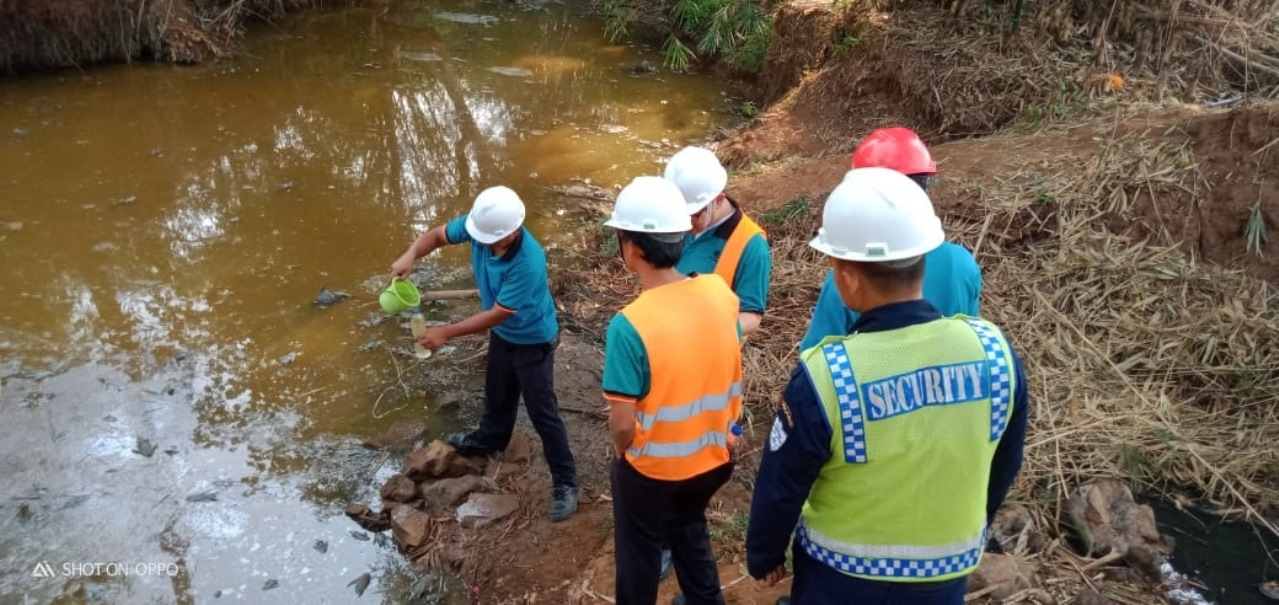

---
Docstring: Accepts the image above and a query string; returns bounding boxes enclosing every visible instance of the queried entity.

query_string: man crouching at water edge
[390,186,578,522]
[745,168,1029,605]
[602,176,742,605]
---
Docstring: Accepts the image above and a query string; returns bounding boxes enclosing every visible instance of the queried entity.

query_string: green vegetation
[709,511,749,542]
[1246,201,1268,256]
[759,197,809,225]
[603,0,773,73]
[601,223,621,257]
[832,32,863,57]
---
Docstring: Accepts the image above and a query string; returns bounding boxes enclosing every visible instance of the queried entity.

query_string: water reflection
[0,0,737,601]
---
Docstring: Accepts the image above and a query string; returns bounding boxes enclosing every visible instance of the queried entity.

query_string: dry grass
[727,0,1279,168]
[909,0,1279,100]
[947,124,1279,532]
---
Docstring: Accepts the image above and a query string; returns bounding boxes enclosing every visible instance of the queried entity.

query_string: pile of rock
[346,436,533,561]
[966,479,1178,604]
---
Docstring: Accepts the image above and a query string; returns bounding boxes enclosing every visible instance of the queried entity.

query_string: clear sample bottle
[409,309,431,359]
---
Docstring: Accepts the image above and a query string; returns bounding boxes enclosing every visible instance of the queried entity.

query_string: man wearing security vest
[800,127,982,352]
[746,168,1029,604]
[390,186,579,523]
[602,176,743,605]
[664,146,772,336]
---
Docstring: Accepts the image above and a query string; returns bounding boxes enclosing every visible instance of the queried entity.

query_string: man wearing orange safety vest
[665,146,772,336]
[660,145,771,580]
[603,176,744,605]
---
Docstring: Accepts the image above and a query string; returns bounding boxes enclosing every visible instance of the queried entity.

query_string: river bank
[0,0,337,74]
[356,2,1279,603]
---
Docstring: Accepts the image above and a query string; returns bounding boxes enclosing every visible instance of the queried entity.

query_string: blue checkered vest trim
[797,524,985,580]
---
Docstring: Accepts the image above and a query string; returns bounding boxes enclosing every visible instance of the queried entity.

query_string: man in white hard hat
[799,127,982,353]
[745,168,1028,604]
[664,146,772,336]
[390,186,578,522]
[660,145,772,579]
[602,176,742,605]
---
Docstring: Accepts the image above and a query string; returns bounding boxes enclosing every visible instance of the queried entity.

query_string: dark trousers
[473,332,576,488]
[790,544,968,605]
[612,458,733,605]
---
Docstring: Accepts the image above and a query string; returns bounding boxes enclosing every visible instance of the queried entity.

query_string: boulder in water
[391,506,434,549]
[313,286,350,307]
[380,473,419,504]
[345,503,391,532]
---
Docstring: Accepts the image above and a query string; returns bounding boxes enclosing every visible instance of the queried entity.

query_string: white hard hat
[604,176,693,234]
[465,186,526,245]
[809,167,945,262]
[663,146,727,213]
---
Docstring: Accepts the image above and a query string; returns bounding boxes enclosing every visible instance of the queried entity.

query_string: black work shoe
[659,547,673,579]
[671,594,686,605]
[549,486,579,522]
[446,432,497,456]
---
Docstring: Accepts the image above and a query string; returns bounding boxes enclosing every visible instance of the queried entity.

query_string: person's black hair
[837,256,927,293]
[618,230,685,269]
[907,173,933,192]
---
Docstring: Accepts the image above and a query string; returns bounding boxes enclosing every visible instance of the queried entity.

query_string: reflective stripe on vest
[628,429,729,459]
[797,524,986,580]
[714,214,765,288]
[963,318,1014,441]
[635,382,743,431]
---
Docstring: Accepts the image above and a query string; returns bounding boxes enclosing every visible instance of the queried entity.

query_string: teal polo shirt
[445,216,559,345]
[798,241,982,351]
[674,201,772,314]
[602,300,743,402]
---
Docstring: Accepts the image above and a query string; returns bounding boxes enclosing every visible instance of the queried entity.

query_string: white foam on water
[1162,559,1213,605]
[488,67,534,78]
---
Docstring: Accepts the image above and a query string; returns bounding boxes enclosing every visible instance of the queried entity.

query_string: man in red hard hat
[799,127,983,352]
[851,127,938,187]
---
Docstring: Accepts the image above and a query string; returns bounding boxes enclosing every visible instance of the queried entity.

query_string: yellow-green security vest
[797,316,1016,582]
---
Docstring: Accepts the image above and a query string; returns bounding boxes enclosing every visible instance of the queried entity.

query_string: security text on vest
[863,361,987,421]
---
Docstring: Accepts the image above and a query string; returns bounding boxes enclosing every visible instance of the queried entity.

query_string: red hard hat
[851,127,937,176]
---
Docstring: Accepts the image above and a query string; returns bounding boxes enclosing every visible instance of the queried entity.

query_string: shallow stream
[0,1,736,602]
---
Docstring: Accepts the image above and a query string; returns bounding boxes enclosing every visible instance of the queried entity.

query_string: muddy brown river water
[0,1,736,602]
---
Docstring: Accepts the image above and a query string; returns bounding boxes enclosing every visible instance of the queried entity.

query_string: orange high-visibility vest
[620,275,744,481]
[714,214,766,289]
